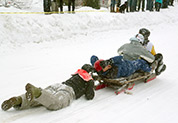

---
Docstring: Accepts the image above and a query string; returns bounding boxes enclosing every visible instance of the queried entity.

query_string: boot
[155,64,166,76]
[1,96,22,111]
[154,53,166,75]
[25,83,42,101]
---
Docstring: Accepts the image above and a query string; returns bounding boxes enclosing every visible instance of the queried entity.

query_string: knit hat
[94,59,104,72]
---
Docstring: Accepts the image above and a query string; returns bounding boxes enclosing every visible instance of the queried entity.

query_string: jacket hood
[129,37,142,46]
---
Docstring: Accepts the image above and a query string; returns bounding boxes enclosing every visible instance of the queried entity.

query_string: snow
[0,1,178,123]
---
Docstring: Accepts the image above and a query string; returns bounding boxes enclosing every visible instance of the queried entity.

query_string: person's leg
[1,96,22,111]
[154,53,166,75]
[155,2,158,11]
[138,0,141,11]
[1,93,41,111]
[72,0,75,12]
[68,0,71,12]
[158,3,161,11]
[142,0,145,11]
[36,83,75,110]
[146,0,150,10]
[60,0,63,12]
[131,59,151,73]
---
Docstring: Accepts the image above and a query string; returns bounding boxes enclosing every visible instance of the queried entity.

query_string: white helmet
[135,34,144,44]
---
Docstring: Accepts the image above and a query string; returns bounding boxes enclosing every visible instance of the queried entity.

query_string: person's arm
[85,80,95,100]
[140,47,155,63]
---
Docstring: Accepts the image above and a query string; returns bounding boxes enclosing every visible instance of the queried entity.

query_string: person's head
[135,33,145,44]
[81,64,95,73]
[139,28,150,40]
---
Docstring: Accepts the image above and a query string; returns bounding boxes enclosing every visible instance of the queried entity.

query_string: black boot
[154,53,166,75]
[156,64,166,75]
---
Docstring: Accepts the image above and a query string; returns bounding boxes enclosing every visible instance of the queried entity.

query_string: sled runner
[93,71,156,95]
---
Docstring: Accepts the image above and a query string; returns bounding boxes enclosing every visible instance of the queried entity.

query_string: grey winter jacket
[117,37,155,63]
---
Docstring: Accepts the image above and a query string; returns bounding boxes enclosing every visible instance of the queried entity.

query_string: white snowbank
[0,2,178,123]
[0,4,178,49]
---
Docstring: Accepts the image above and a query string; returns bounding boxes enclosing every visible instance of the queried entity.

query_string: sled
[93,71,156,95]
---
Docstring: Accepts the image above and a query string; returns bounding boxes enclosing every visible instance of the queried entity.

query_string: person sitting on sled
[138,28,166,76]
[90,34,155,79]
[1,64,95,111]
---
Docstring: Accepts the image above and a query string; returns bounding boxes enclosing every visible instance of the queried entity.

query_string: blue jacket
[91,55,151,79]
[155,0,162,4]
[111,56,151,78]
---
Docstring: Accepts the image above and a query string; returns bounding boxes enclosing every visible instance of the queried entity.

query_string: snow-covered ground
[0,1,178,123]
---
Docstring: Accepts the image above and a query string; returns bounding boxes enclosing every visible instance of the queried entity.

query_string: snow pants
[15,83,75,111]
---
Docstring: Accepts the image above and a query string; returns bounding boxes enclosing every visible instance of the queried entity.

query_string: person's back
[117,34,155,63]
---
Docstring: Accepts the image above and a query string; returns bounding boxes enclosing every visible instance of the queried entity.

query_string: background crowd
[111,0,175,13]
[44,0,176,13]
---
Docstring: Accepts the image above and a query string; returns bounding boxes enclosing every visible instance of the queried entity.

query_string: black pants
[155,2,161,12]
[68,0,75,12]
[138,0,145,11]
[57,0,63,12]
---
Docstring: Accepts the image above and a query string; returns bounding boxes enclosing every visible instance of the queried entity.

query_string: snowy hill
[0,1,178,123]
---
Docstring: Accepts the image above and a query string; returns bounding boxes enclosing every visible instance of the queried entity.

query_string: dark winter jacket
[91,55,151,79]
[100,56,151,79]
[98,65,118,79]
[63,71,95,100]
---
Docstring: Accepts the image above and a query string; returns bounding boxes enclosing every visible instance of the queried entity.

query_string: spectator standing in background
[138,0,145,11]
[146,0,153,11]
[68,0,75,13]
[155,0,162,11]
[110,0,116,12]
[130,0,137,12]
[57,0,64,13]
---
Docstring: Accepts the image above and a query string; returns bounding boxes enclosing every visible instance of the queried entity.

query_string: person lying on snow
[91,55,152,79]
[1,64,95,111]
[90,34,155,79]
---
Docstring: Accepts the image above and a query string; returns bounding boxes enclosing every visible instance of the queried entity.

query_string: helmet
[139,28,150,40]
[135,34,144,44]
[94,59,104,72]
[81,64,95,73]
